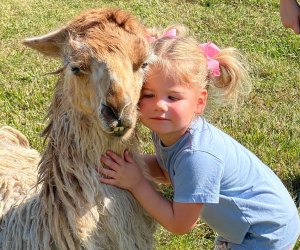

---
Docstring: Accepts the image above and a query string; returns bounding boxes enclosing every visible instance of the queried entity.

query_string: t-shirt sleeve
[173,150,224,204]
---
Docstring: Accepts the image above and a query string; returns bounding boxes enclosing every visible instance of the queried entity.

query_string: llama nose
[101,103,121,125]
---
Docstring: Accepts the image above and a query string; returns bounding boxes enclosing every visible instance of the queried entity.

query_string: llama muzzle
[100,103,133,137]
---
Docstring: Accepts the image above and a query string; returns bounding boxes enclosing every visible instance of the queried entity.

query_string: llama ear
[22,28,68,57]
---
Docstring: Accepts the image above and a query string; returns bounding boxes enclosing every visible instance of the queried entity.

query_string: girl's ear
[195,89,208,115]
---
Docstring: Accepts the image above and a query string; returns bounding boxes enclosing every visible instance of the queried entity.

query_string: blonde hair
[147,24,251,108]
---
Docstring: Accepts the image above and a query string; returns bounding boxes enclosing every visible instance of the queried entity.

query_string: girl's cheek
[139,103,149,119]
[138,99,148,110]
[139,113,148,126]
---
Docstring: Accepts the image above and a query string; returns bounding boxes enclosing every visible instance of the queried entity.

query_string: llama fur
[0,126,40,216]
[0,8,156,250]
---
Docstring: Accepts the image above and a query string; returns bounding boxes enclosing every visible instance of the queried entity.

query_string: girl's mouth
[151,117,169,120]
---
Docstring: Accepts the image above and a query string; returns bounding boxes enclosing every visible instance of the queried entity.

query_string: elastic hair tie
[199,42,221,77]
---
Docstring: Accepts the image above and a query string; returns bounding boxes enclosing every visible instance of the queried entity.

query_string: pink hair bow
[147,28,177,42]
[160,28,177,38]
[199,42,221,77]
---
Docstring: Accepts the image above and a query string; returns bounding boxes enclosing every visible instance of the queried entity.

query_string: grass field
[1,0,299,248]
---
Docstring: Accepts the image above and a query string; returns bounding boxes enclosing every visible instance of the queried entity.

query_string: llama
[0,126,40,216]
[0,8,157,250]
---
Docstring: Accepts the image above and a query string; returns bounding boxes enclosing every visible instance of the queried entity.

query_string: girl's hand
[99,150,145,191]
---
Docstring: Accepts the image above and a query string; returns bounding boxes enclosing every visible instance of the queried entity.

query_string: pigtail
[208,47,251,107]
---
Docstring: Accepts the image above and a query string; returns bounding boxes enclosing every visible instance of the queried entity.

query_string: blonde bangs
[150,37,207,88]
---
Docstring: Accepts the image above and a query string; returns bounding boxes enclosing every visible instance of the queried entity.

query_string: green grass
[1,0,299,249]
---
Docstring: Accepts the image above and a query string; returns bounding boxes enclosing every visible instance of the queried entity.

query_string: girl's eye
[168,96,179,101]
[142,93,153,98]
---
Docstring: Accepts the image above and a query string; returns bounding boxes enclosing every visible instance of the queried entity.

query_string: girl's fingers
[106,150,125,165]
[101,155,121,171]
[124,150,134,163]
[100,167,117,178]
[99,177,118,186]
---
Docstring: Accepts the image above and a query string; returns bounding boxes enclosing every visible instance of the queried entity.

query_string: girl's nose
[155,99,168,111]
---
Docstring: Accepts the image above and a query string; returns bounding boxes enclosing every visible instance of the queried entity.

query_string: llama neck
[37,90,140,245]
[39,105,136,205]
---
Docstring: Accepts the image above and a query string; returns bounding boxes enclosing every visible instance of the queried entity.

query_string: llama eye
[133,62,148,72]
[141,62,148,69]
[70,66,81,75]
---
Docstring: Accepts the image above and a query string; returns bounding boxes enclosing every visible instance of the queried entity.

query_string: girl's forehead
[144,77,194,96]
[147,66,176,83]
[146,70,176,86]
[145,67,196,91]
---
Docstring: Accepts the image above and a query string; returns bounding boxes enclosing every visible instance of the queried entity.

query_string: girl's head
[139,25,251,145]
[146,24,251,107]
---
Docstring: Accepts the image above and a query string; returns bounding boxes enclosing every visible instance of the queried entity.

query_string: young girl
[99,26,300,249]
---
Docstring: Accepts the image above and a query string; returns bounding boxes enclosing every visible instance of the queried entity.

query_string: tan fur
[0,8,156,250]
[0,126,40,216]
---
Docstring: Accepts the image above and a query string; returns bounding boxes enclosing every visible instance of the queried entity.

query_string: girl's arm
[131,178,202,234]
[99,150,203,234]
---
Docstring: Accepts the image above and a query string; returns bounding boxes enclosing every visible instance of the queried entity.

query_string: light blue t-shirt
[153,117,300,249]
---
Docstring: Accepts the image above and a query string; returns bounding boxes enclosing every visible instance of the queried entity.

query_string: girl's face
[139,67,207,146]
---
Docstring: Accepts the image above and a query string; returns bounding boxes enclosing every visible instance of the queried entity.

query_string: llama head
[23,8,151,138]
